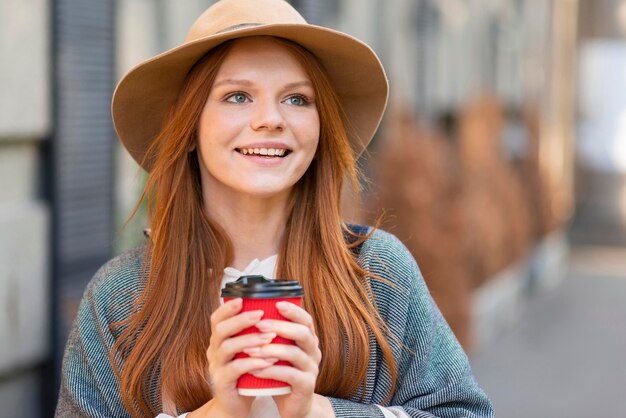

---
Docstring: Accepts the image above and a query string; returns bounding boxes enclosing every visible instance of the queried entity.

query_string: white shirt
[157,256,408,418]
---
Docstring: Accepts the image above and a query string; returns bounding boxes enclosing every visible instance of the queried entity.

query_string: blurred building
[1,0,117,415]
[0,1,51,417]
[2,0,619,417]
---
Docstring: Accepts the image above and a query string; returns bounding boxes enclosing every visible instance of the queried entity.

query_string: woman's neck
[204,192,289,270]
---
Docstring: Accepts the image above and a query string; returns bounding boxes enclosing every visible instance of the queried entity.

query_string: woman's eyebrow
[284,80,313,89]
[212,78,253,88]
[212,79,313,89]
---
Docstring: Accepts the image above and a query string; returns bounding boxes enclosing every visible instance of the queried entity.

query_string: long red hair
[112,38,396,417]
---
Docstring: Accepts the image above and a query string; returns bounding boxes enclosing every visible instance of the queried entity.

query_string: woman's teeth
[239,148,287,157]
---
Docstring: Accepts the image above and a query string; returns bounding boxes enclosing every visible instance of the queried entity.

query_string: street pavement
[570,170,626,247]
[470,245,626,418]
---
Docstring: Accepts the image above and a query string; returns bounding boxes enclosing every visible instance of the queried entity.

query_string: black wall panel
[52,0,115,389]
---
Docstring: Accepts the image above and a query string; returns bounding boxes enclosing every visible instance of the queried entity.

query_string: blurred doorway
[572,0,626,247]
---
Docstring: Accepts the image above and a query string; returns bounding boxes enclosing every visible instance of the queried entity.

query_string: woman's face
[197,37,320,203]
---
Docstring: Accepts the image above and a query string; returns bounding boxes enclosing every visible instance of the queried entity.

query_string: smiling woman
[196,38,320,206]
[55,1,493,418]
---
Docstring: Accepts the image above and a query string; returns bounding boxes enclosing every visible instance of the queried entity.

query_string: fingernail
[259,332,276,342]
[256,321,272,331]
[250,358,277,375]
[276,301,290,311]
[247,310,264,319]
[243,347,261,355]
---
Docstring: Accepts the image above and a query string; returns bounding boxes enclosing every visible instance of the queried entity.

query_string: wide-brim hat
[112,0,388,172]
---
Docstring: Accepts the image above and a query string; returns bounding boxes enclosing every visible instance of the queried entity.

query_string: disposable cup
[221,274,304,396]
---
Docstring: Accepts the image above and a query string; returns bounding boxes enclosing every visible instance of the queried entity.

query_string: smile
[235,147,291,157]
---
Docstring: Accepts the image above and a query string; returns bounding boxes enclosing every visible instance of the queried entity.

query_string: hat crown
[186,0,307,42]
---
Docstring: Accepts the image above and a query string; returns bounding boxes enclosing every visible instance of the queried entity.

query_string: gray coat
[56,227,494,418]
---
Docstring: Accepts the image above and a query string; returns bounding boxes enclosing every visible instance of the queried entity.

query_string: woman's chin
[222,183,295,201]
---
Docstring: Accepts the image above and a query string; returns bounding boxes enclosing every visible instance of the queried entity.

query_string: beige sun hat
[112,0,388,171]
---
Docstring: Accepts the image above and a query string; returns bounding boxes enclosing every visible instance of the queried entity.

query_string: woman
[56,0,494,417]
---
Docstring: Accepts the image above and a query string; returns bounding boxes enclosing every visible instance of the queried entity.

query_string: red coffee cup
[221,274,304,396]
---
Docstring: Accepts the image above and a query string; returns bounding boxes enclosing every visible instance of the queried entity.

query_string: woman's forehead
[216,37,310,77]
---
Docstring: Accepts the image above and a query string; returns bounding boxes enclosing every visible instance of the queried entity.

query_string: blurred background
[1,0,626,417]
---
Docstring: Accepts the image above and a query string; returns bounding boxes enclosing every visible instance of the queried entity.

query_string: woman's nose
[250,99,285,132]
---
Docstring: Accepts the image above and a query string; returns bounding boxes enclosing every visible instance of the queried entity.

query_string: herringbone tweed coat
[56,227,493,418]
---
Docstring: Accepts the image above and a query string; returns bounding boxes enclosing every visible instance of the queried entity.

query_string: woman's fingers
[207,300,268,370]
[208,300,321,401]
[210,299,264,338]
[207,330,279,391]
[214,356,280,384]
[276,301,316,334]
[210,307,264,346]
[210,298,243,326]
[249,364,317,394]
[254,319,320,362]
[248,303,321,373]
[244,342,317,373]
[215,331,277,364]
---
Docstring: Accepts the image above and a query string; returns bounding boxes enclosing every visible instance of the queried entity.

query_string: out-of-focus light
[620,178,626,225]
[617,0,626,35]
[578,41,626,173]
[614,110,626,172]
[438,0,468,30]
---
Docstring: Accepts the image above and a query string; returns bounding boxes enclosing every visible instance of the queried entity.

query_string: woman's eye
[286,95,308,106]
[226,93,249,104]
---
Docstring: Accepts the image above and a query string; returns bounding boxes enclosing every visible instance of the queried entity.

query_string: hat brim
[112,23,388,171]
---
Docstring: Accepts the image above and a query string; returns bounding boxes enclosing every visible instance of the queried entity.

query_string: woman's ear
[188,135,197,152]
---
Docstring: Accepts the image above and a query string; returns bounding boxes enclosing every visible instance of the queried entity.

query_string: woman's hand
[243,301,334,418]
[190,298,279,418]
